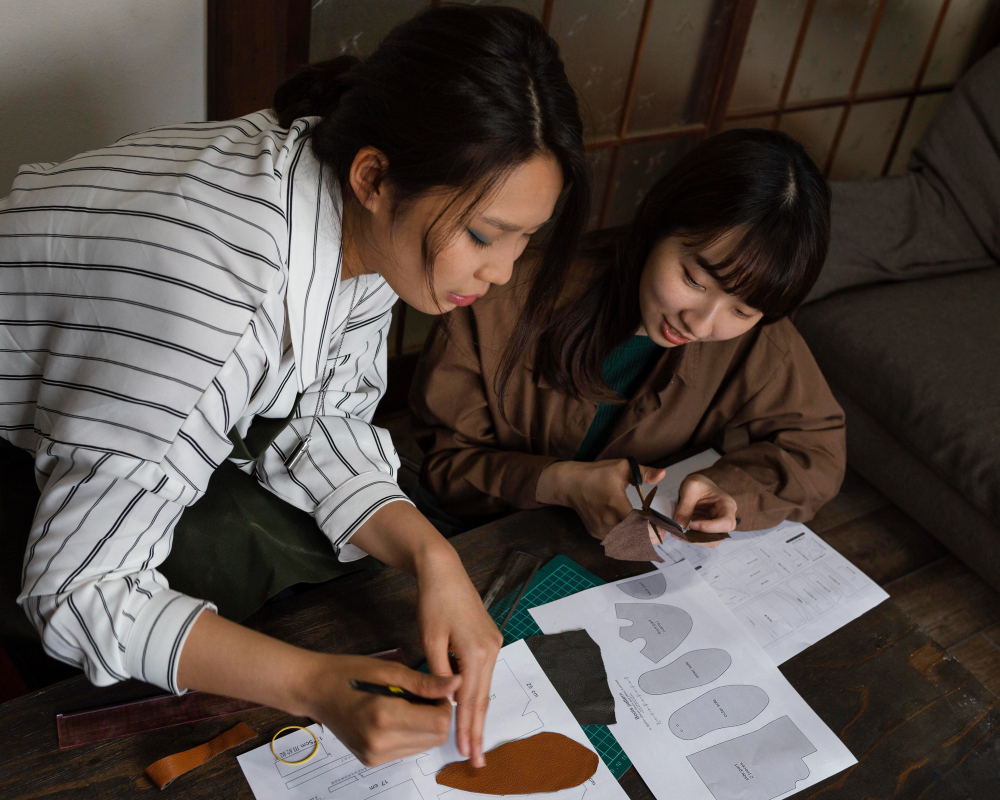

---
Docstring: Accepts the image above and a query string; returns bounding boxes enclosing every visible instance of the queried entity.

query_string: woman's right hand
[536,459,665,539]
[303,654,460,766]
[178,611,461,769]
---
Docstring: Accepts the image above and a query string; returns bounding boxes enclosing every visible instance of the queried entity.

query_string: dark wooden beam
[881,0,952,175]
[541,0,555,31]
[772,0,816,129]
[705,0,758,135]
[207,0,311,122]
[823,0,889,176]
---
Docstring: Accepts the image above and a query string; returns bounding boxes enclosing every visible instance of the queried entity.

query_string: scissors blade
[645,507,686,535]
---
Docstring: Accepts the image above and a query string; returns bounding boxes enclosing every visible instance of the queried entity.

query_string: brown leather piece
[602,511,664,562]
[673,528,731,545]
[144,721,257,790]
[436,731,598,794]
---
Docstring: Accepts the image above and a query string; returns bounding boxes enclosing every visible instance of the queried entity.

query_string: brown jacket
[409,270,846,532]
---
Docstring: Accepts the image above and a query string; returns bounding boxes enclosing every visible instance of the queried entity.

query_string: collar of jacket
[284,137,345,393]
[534,335,699,398]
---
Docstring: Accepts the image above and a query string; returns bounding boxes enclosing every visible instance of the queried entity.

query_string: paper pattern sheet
[529,561,856,800]
[626,450,888,664]
[237,639,629,800]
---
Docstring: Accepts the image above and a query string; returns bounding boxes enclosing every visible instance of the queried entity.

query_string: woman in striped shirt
[0,6,588,765]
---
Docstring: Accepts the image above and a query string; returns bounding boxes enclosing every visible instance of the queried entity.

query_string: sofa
[794,46,1000,592]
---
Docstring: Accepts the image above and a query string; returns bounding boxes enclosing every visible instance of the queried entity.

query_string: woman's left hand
[671,473,739,548]
[416,545,503,769]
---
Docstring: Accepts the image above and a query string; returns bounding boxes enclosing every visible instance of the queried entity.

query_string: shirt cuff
[499,454,563,510]
[124,589,216,694]
[315,472,413,560]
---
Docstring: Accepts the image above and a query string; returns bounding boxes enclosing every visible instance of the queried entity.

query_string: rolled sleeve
[123,589,214,693]
[20,441,217,693]
[316,472,413,559]
[254,304,411,557]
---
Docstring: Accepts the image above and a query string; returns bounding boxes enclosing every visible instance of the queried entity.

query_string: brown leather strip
[437,732,598,794]
[57,691,260,749]
[145,722,257,790]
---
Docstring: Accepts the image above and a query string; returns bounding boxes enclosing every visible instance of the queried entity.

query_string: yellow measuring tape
[270,725,319,765]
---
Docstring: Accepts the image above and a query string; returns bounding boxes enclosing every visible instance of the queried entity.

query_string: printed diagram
[367,782,425,800]
[668,685,769,740]
[616,603,693,663]
[656,521,886,660]
[417,658,543,776]
[269,728,404,793]
[638,649,732,695]
[687,716,817,800]
[618,573,667,599]
[238,640,633,800]
[733,559,871,648]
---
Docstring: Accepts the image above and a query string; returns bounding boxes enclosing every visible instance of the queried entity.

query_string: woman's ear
[348,146,390,213]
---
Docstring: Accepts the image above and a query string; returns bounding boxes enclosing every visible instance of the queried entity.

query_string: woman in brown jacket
[410,129,845,543]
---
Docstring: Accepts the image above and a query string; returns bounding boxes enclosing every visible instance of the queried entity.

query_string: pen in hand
[349,679,457,706]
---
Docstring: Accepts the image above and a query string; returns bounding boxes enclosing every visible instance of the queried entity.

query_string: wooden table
[1,507,998,798]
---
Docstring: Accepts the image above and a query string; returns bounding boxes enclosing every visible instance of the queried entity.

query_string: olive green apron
[160,407,376,622]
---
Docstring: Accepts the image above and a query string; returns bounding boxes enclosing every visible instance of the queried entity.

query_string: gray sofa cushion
[807,45,1000,304]
[796,268,1000,528]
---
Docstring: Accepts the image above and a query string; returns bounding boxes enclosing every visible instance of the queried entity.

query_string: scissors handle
[626,456,643,488]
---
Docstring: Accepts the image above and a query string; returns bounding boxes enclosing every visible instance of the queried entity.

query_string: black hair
[537,128,830,401]
[274,4,589,407]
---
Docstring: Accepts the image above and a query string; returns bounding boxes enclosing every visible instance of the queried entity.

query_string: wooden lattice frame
[208,0,1000,391]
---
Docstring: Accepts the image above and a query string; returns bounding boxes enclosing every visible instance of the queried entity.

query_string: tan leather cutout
[145,721,257,789]
[436,731,598,794]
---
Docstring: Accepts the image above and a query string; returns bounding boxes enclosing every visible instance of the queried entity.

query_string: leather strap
[145,721,257,790]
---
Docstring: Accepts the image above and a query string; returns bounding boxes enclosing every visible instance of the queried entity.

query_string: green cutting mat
[487,554,632,779]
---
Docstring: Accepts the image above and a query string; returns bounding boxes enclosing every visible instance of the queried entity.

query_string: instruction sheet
[626,450,888,664]
[237,639,629,800]
[530,561,856,800]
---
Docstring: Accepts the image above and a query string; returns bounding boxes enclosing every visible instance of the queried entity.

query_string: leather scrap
[602,511,664,562]
[145,721,257,790]
[437,731,598,794]
[673,528,731,545]
[524,630,616,726]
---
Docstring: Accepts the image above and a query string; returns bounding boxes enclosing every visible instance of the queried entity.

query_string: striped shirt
[0,111,411,693]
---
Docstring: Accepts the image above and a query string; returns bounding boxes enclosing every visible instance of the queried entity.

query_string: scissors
[627,456,687,538]
[627,456,734,544]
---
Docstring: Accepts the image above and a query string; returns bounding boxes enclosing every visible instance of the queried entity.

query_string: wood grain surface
[0,507,997,798]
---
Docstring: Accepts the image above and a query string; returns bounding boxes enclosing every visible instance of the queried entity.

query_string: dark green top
[574,335,663,461]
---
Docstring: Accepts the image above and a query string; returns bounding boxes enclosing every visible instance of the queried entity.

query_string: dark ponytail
[274,55,359,128]
[272,5,588,419]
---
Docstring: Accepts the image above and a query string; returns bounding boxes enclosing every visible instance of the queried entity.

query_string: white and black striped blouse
[0,111,411,693]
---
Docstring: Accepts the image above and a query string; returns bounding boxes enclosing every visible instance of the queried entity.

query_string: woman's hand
[177,611,460,768]
[672,473,739,548]
[349,502,502,769]
[179,502,502,771]
[416,545,503,768]
[305,654,460,765]
[536,459,666,540]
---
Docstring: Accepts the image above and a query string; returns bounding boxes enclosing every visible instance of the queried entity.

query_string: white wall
[0,0,207,191]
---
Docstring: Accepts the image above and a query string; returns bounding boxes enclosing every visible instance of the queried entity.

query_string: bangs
[681,216,821,320]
